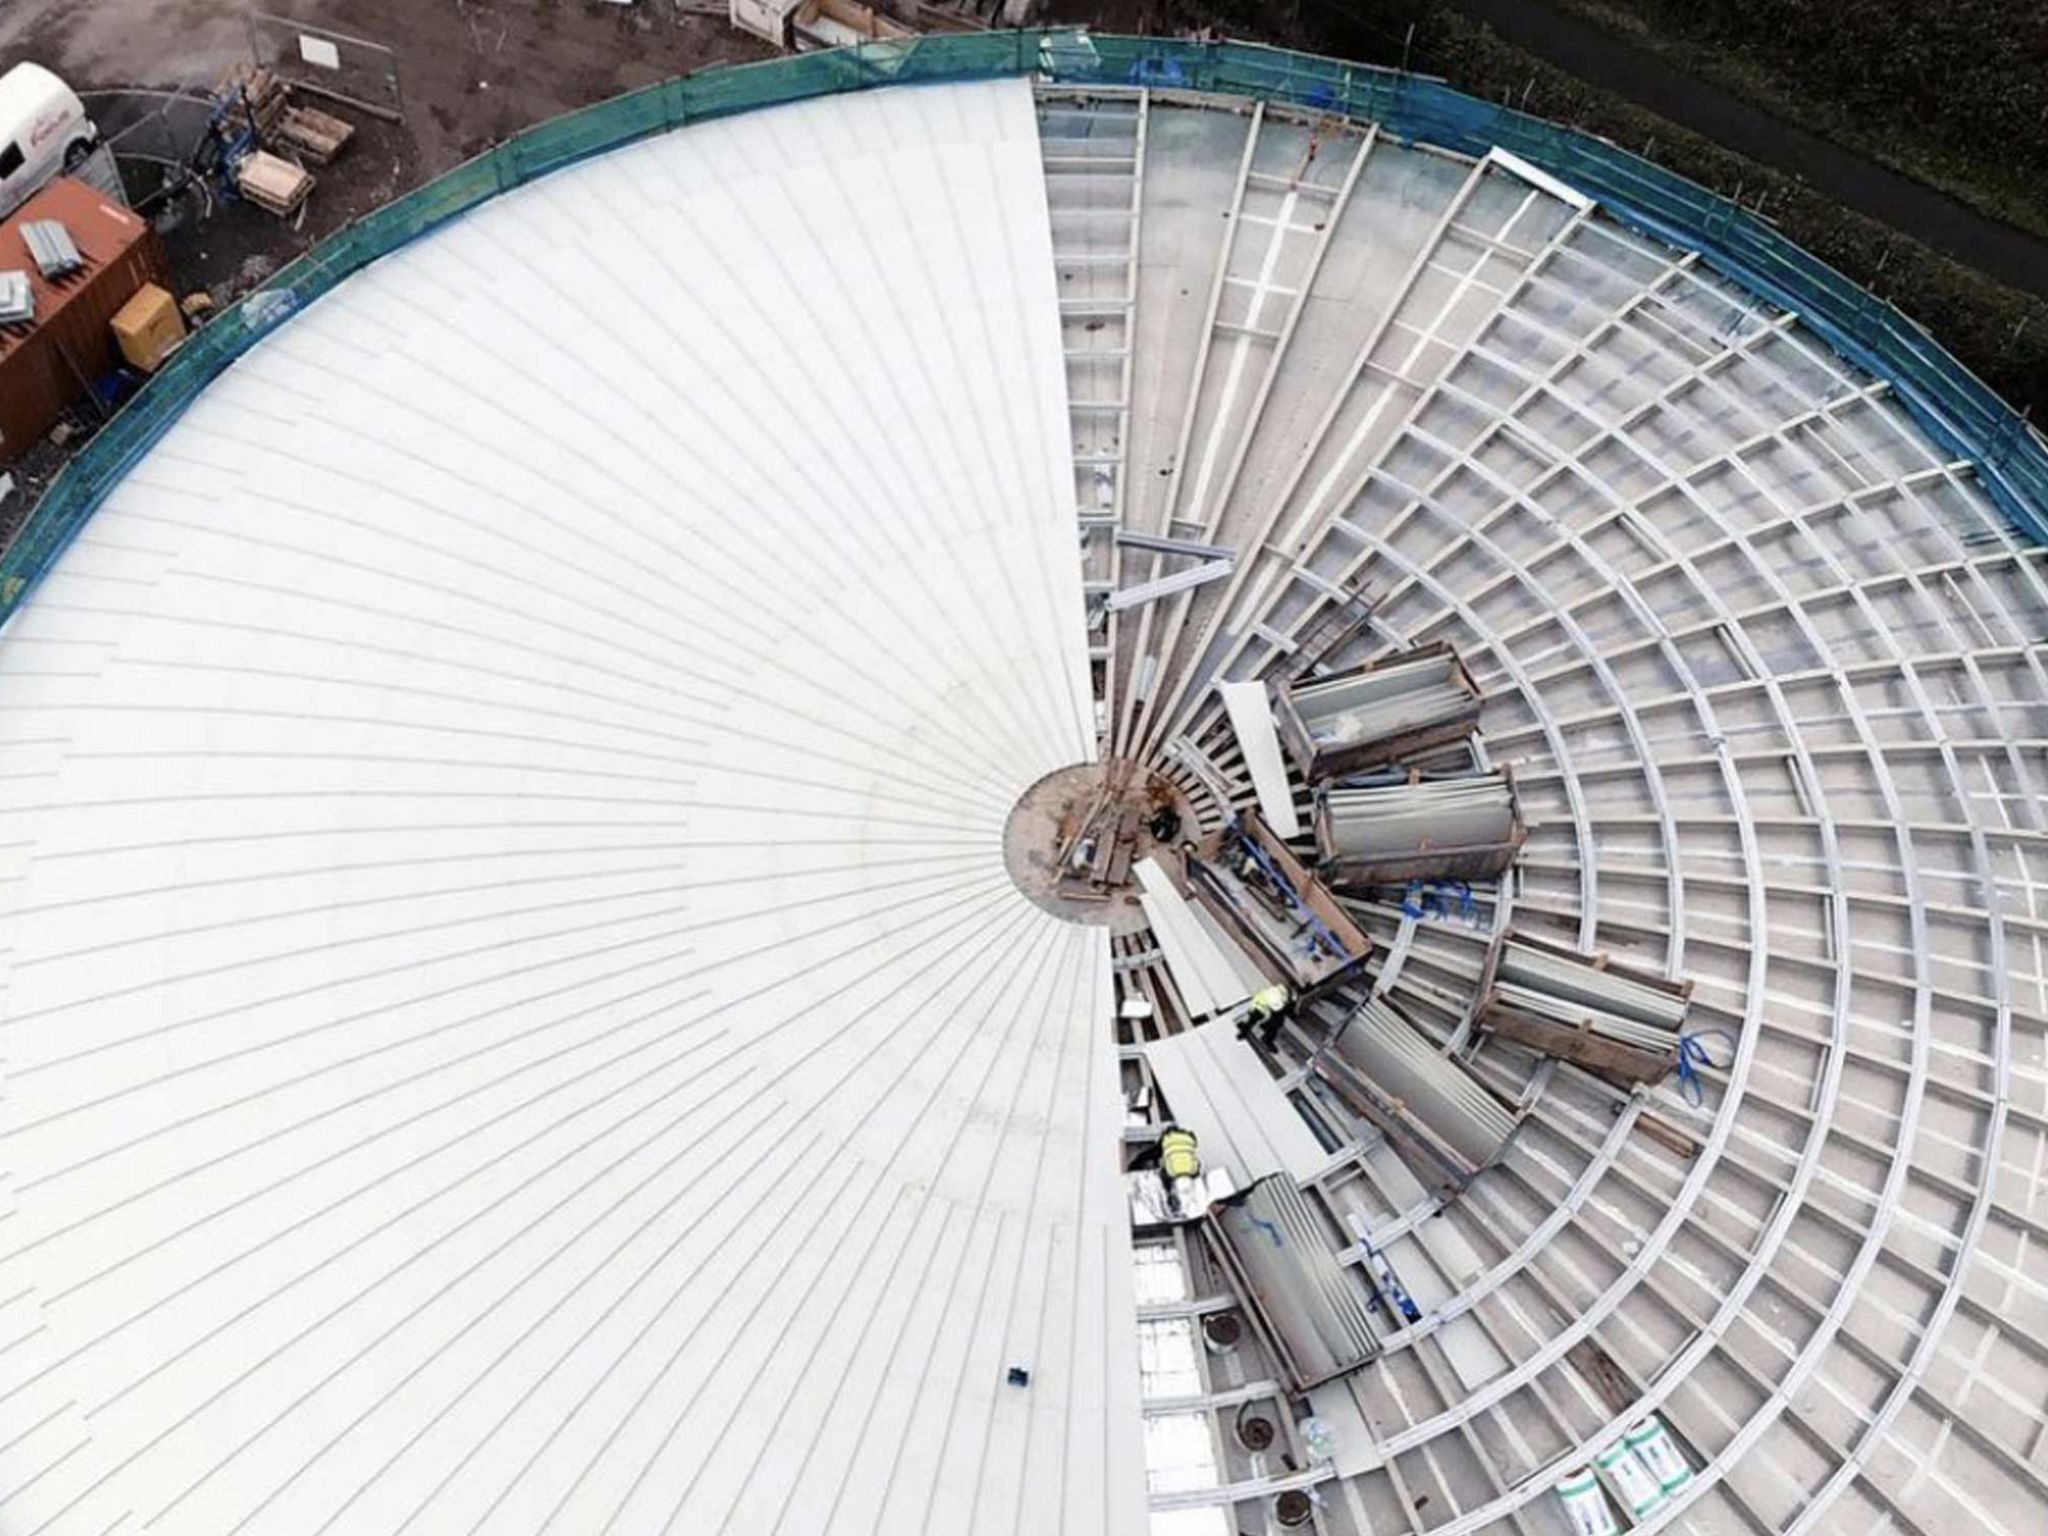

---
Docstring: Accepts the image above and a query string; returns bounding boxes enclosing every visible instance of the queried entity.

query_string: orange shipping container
[0,178,168,462]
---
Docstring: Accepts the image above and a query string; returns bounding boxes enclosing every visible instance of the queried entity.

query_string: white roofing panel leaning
[1217,679,1300,837]
[1143,1020,1329,1184]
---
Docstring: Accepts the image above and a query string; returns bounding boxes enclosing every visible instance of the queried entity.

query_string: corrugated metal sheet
[1323,998,1521,1182]
[21,220,82,278]
[1210,1174,1382,1391]
[1315,770,1525,887]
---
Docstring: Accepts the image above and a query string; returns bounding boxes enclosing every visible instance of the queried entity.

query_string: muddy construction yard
[0,1,776,303]
[2,1,775,173]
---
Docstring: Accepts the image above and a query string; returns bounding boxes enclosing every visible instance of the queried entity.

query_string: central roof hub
[1002,758,1193,933]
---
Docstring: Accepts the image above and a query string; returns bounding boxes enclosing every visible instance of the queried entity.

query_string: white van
[0,63,99,221]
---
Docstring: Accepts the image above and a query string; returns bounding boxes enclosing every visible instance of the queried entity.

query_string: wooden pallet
[237,150,314,219]
[274,105,354,166]
[218,63,291,138]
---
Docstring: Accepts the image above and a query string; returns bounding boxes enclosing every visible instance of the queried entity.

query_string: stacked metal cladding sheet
[1181,810,1373,1003]
[1313,995,1524,1192]
[20,220,83,278]
[1475,931,1691,1087]
[0,270,29,325]
[1313,768,1527,891]
[1208,1173,1384,1392]
[1273,641,1484,781]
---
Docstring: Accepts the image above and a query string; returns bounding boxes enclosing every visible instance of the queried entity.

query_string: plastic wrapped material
[1554,1468,1621,1536]
[1626,1415,1695,1495]
[1595,1438,1667,1522]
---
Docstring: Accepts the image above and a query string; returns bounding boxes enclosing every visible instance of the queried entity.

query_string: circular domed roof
[0,61,2042,1536]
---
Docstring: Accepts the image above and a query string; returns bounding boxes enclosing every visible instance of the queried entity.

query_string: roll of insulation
[1595,1438,1667,1521]
[1554,1469,1621,1536]
[1626,1415,1695,1494]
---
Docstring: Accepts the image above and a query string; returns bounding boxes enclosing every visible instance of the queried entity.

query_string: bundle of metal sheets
[1498,941,1687,1037]
[1476,934,1690,1084]
[1315,771,1525,887]
[21,221,82,279]
[0,271,33,324]
[1209,1173,1382,1390]
[1275,643,1484,779]
[1318,997,1521,1186]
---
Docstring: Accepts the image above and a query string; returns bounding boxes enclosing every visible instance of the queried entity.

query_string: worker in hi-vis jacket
[1238,981,1294,1052]
[1158,1124,1203,1220]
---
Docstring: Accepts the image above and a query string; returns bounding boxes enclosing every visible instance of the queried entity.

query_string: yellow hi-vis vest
[1159,1128,1201,1181]
[1251,983,1290,1018]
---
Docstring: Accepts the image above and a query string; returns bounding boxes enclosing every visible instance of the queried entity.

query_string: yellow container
[110,282,185,374]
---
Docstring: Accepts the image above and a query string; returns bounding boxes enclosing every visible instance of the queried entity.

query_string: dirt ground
[2,1,775,174]
[0,0,782,303]
[0,1,779,319]
[3,0,779,302]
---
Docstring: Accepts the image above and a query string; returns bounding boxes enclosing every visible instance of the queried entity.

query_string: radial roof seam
[5,32,2045,631]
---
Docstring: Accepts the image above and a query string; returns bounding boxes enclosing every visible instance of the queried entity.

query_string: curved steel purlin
[2,29,2044,626]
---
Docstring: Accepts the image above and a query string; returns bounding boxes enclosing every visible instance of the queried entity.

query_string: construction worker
[1238,982,1295,1053]
[1158,1123,1203,1220]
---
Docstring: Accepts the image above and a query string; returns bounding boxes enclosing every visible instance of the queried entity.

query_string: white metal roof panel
[1143,1019,1328,1185]
[0,79,1143,1536]
[1217,679,1300,837]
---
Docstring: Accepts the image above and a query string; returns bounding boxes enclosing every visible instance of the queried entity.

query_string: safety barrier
[6,30,2044,622]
